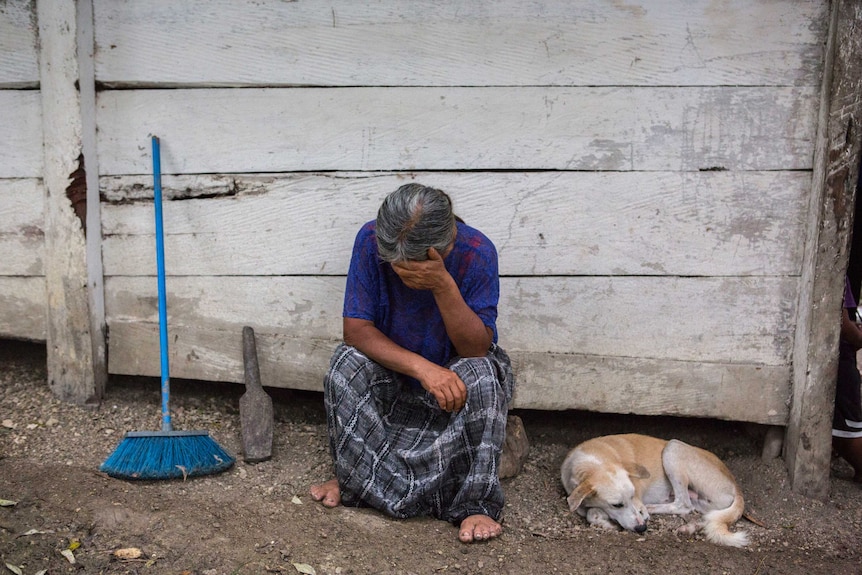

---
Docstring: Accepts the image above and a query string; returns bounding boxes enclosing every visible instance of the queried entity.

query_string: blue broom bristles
[100,431,235,480]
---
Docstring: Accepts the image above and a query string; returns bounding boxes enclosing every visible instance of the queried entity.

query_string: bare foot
[458,514,502,543]
[310,478,341,508]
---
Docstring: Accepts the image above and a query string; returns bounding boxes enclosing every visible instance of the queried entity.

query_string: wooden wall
[1,1,831,425]
[0,1,44,341]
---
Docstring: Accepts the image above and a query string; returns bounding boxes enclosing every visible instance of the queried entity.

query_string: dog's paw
[675,520,701,536]
[585,508,618,530]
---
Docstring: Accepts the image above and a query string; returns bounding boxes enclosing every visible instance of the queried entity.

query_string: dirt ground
[1,339,861,575]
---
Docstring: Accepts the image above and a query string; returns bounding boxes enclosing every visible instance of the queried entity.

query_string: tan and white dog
[560,433,748,547]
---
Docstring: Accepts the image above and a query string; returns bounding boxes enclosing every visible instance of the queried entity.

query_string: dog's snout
[634,522,648,534]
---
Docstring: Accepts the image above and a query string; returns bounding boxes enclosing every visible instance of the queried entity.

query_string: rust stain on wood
[65,153,87,234]
[826,164,849,221]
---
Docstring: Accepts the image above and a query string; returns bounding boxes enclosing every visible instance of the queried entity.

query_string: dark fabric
[323,343,514,523]
[833,340,862,438]
[833,277,862,438]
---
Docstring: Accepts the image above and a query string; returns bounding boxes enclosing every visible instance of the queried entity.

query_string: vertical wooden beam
[78,0,108,401]
[786,0,862,499]
[37,0,106,404]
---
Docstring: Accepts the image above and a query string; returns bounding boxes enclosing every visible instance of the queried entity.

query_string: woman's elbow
[457,329,494,358]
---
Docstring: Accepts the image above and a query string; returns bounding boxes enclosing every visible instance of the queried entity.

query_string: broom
[100,135,235,480]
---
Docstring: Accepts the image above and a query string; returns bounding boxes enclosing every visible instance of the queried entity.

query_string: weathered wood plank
[38,0,102,404]
[0,0,38,87]
[786,0,862,499]
[0,277,46,341]
[95,87,817,175]
[0,179,43,276]
[93,0,826,87]
[105,275,797,366]
[512,352,790,424]
[105,320,789,425]
[503,275,797,365]
[100,171,809,277]
[105,276,346,342]
[78,0,109,403]
[0,91,42,178]
[106,320,333,393]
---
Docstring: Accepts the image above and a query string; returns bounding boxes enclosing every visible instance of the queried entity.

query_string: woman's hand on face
[420,364,467,412]
[391,248,451,292]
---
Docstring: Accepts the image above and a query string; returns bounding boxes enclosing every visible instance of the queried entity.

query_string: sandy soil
[1,339,861,575]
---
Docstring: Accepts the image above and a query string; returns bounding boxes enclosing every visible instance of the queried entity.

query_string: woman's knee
[325,345,373,391]
[450,357,506,407]
[451,350,514,404]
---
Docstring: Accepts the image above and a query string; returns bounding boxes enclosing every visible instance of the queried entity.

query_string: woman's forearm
[431,274,492,357]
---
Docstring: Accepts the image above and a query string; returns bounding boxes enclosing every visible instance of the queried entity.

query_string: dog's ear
[566,480,595,512]
[624,463,651,480]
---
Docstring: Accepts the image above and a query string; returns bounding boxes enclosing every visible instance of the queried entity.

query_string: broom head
[100,430,235,480]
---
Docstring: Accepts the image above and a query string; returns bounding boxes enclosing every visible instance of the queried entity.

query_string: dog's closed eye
[612,502,624,508]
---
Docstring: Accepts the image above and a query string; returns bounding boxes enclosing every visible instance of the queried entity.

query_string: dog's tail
[701,490,749,547]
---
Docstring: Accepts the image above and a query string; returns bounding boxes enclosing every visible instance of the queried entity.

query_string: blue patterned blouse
[343,219,500,368]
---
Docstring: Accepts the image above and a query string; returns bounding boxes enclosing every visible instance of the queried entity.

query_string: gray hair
[376,183,456,263]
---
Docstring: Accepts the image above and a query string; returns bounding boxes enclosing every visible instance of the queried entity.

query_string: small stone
[499,415,530,479]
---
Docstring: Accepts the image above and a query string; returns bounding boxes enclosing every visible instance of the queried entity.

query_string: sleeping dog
[560,433,748,547]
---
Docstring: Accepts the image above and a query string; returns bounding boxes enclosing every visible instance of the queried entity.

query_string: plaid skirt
[323,343,515,523]
[834,341,862,438]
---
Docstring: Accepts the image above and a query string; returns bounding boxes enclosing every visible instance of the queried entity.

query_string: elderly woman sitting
[310,183,514,543]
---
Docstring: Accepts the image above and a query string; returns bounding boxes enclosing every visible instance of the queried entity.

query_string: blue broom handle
[152,136,172,432]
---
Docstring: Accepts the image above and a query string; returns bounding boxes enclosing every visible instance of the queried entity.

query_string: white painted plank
[511,352,790,424]
[79,0,109,403]
[0,179,44,276]
[503,275,797,365]
[105,276,346,342]
[107,320,333,393]
[0,0,38,86]
[104,275,796,366]
[105,320,789,424]
[100,171,809,277]
[93,0,826,87]
[95,87,817,175]
[0,91,42,178]
[38,0,102,404]
[0,276,45,340]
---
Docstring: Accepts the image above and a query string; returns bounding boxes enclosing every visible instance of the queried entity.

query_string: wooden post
[786,0,862,499]
[37,0,106,404]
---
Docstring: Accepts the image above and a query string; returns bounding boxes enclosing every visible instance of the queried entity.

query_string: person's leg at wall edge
[444,347,514,543]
